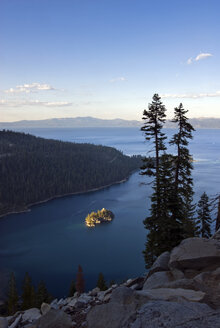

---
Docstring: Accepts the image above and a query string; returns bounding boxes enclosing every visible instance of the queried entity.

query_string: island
[85,208,114,227]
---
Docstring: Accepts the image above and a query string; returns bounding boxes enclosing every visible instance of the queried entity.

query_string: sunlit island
[85,208,114,227]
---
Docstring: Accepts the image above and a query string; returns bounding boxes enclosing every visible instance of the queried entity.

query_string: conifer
[197,192,212,238]
[35,280,50,308]
[7,272,19,315]
[76,265,85,294]
[169,103,196,239]
[68,280,76,297]
[96,273,107,291]
[21,272,35,310]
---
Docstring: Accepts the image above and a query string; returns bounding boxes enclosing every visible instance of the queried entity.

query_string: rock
[78,294,92,304]
[9,314,22,328]
[34,309,72,328]
[67,298,78,307]
[111,284,118,289]
[87,302,137,328]
[50,299,58,310]
[130,300,220,328]
[89,287,100,297]
[136,288,206,303]
[22,308,41,322]
[110,286,135,304]
[147,251,170,277]
[41,303,51,315]
[169,237,220,271]
[125,277,145,290]
[143,271,174,289]
[0,317,8,328]
[158,278,202,291]
[212,228,220,241]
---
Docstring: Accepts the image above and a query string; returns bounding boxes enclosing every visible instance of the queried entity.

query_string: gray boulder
[33,309,72,328]
[147,251,170,277]
[169,237,220,271]
[136,288,206,303]
[87,287,138,328]
[22,308,41,322]
[130,300,220,328]
[41,303,51,315]
[143,271,174,289]
[0,317,8,328]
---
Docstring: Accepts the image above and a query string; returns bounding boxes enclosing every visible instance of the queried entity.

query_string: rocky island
[85,208,114,227]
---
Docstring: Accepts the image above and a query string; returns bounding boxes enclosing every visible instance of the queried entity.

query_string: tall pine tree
[141,94,168,267]
[197,192,212,238]
[169,103,196,239]
[76,265,85,294]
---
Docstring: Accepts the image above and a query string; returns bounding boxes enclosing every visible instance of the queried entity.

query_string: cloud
[187,57,193,65]
[187,52,213,64]
[110,77,126,83]
[4,83,56,94]
[0,99,72,107]
[161,91,220,99]
[195,53,213,61]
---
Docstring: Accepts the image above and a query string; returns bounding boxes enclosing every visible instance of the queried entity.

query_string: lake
[0,127,220,297]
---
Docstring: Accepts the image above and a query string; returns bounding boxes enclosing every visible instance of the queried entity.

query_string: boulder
[143,271,174,289]
[87,302,137,328]
[0,317,8,328]
[136,288,206,303]
[8,314,21,328]
[212,228,220,241]
[22,308,41,322]
[130,300,220,328]
[34,309,72,328]
[147,251,170,277]
[169,237,220,271]
[41,303,51,315]
[110,286,135,305]
[89,287,100,297]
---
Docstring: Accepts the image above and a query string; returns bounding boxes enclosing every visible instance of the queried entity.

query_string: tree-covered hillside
[0,130,141,216]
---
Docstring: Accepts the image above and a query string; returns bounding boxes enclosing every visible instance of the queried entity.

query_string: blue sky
[0,0,219,121]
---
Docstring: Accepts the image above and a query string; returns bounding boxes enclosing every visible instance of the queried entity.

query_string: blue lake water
[0,128,220,297]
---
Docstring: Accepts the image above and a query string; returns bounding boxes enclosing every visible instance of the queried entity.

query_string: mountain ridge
[1,116,220,128]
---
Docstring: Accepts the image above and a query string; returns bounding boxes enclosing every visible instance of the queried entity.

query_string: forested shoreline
[0,130,142,217]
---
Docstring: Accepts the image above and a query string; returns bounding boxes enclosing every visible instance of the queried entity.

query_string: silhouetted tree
[196,192,212,238]
[21,273,35,310]
[35,281,50,308]
[68,280,76,297]
[96,273,107,291]
[169,103,196,239]
[7,273,19,315]
[76,265,85,294]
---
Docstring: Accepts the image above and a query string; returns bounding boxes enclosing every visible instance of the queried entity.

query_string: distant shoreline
[0,174,132,219]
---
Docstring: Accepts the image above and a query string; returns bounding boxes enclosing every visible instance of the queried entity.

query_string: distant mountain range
[1,116,220,129]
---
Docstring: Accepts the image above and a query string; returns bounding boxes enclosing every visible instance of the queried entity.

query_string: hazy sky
[0,0,219,121]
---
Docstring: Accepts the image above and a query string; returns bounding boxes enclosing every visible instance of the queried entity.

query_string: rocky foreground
[1,229,220,328]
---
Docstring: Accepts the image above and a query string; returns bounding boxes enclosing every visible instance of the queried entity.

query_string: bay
[0,127,220,297]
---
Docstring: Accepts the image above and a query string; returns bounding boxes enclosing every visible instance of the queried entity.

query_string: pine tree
[76,265,85,294]
[141,93,167,216]
[21,272,35,310]
[35,281,50,308]
[68,280,76,297]
[169,103,196,239]
[197,192,212,238]
[141,94,168,267]
[96,273,107,291]
[7,272,19,315]
[216,196,220,232]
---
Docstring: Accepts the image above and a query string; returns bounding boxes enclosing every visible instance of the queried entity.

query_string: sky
[0,0,220,122]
